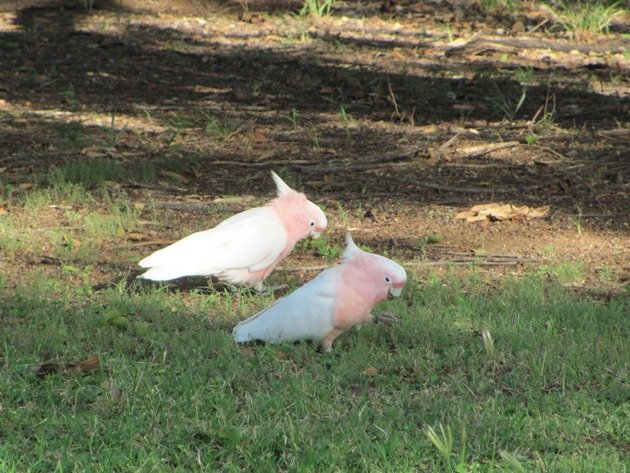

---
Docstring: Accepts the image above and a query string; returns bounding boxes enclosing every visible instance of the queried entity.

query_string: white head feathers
[271,171,296,197]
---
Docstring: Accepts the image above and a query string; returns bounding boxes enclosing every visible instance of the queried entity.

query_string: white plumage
[138,207,287,282]
[233,268,338,344]
[232,233,408,351]
[137,171,328,290]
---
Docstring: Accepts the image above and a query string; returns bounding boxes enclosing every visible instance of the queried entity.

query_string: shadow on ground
[0,1,627,216]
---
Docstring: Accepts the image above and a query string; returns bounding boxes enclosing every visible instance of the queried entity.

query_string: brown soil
[0,0,628,291]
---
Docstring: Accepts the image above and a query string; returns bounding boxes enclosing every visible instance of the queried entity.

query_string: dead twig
[112,240,175,250]
[146,199,254,213]
[276,265,330,272]
[445,36,627,56]
[382,176,545,194]
[423,259,539,266]
[453,141,520,159]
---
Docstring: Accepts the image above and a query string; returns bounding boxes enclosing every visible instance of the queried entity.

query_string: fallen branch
[210,145,423,172]
[276,265,330,272]
[453,141,520,159]
[445,252,522,259]
[445,35,628,56]
[127,181,188,193]
[424,259,539,266]
[145,200,256,213]
[395,178,545,194]
[112,240,174,250]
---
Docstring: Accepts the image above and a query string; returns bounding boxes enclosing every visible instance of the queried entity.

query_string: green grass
[547,1,624,37]
[1,272,628,471]
[300,0,336,17]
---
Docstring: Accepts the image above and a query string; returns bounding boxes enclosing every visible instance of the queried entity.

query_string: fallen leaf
[101,310,129,328]
[102,379,123,403]
[18,183,33,190]
[275,350,289,361]
[241,347,255,359]
[68,354,101,374]
[363,366,378,376]
[159,170,186,183]
[374,311,400,325]
[127,232,149,242]
[455,203,550,222]
[256,150,275,161]
[30,354,102,378]
[133,202,146,210]
[81,146,106,158]
[0,206,8,215]
[30,361,61,378]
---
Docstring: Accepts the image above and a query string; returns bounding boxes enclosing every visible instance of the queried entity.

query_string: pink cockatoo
[138,171,327,292]
[233,233,407,352]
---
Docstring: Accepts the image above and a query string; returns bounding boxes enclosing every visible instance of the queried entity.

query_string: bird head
[342,232,407,301]
[271,171,327,239]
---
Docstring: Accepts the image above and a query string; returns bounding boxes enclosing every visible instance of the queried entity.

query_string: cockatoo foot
[255,284,289,295]
[372,311,400,325]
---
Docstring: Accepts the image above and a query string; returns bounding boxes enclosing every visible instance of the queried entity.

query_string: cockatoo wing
[233,268,339,344]
[138,207,287,280]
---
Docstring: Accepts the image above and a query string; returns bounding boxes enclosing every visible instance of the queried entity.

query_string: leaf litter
[454,203,550,222]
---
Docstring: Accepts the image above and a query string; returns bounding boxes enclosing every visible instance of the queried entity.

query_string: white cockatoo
[138,171,327,291]
[233,233,407,352]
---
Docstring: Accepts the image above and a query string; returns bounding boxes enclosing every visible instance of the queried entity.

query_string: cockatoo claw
[373,311,400,325]
[256,284,289,295]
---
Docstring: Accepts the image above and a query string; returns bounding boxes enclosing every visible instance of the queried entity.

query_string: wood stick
[423,259,539,266]
[112,240,174,250]
[276,265,330,272]
[446,36,627,56]
[453,141,520,159]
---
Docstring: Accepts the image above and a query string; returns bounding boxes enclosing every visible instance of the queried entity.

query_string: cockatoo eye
[385,276,391,283]
[309,221,315,227]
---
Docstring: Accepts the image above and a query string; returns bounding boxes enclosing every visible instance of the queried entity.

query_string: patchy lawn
[0,0,628,470]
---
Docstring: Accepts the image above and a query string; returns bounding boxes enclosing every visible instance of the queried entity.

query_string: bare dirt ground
[0,0,628,293]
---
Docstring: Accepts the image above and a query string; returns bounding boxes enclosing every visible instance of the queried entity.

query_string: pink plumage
[138,172,327,291]
[233,233,407,351]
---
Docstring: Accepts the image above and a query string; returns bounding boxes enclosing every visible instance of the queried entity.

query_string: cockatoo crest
[233,233,407,351]
[341,232,407,298]
[137,171,327,287]
[269,172,327,239]
[271,171,295,197]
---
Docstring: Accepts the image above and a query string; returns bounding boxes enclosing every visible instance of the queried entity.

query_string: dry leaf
[127,232,149,242]
[134,202,146,210]
[0,206,8,215]
[275,350,289,361]
[81,146,106,158]
[18,183,33,190]
[241,347,255,359]
[363,366,378,376]
[68,354,101,374]
[256,150,275,161]
[30,354,102,378]
[455,203,550,222]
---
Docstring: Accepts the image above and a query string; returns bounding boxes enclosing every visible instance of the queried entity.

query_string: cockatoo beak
[310,231,322,238]
[388,286,402,298]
